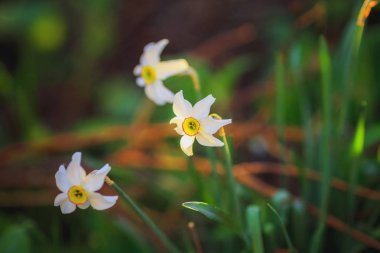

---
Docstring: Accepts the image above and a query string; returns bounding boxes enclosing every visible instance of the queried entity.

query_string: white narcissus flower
[54,152,118,214]
[170,91,232,156]
[133,39,189,105]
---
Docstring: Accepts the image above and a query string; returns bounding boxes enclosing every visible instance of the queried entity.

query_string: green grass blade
[351,102,367,157]
[267,203,295,253]
[246,205,264,253]
[275,52,287,188]
[182,201,242,235]
[310,36,332,253]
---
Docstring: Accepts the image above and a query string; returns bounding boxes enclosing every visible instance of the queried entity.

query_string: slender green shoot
[338,2,365,133]
[275,52,287,188]
[310,36,332,253]
[348,102,367,221]
[222,133,242,227]
[267,203,295,253]
[107,178,181,253]
[246,205,264,253]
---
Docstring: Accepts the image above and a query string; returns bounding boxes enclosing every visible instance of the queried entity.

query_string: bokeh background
[1,0,380,252]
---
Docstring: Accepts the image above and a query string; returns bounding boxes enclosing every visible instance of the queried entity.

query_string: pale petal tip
[106,196,118,209]
[133,65,142,75]
[136,77,145,87]
[58,164,66,172]
[176,90,183,96]
[174,90,184,102]
[100,163,111,174]
[183,148,193,156]
[72,152,82,162]
[158,38,169,46]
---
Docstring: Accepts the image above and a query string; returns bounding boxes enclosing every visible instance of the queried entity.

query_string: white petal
[143,81,173,105]
[140,39,169,65]
[78,201,90,209]
[54,193,67,206]
[196,132,224,147]
[136,77,145,87]
[200,117,232,134]
[154,81,174,104]
[180,135,195,156]
[170,117,184,135]
[173,91,192,118]
[143,42,156,52]
[145,84,165,105]
[89,192,118,210]
[133,65,142,75]
[83,164,111,192]
[192,95,216,119]
[55,165,71,192]
[66,152,86,186]
[155,59,189,80]
[60,200,76,214]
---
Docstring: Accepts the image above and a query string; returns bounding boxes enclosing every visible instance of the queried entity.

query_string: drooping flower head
[170,91,232,156]
[54,152,118,214]
[133,39,189,105]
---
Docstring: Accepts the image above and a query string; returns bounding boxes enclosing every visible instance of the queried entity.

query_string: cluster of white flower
[55,39,231,214]
[134,39,232,156]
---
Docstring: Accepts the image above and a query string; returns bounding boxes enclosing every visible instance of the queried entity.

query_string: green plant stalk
[275,52,287,188]
[185,67,219,203]
[291,201,307,252]
[347,105,366,223]
[187,157,209,202]
[310,36,332,253]
[206,147,221,205]
[267,203,295,253]
[338,23,364,133]
[222,134,242,228]
[293,62,313,204]
[110,180,181,253]
[246,206,264,253]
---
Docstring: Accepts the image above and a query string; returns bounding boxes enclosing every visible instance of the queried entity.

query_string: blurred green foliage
[1,0,380,253]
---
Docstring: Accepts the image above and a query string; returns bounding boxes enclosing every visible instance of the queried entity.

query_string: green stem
[267,203,295,253]
[347,103,366,226]
[109,179,181,253]
[275,53,287,188]
[221,134,242,227]
[187,157,208,201]
[206,148,220,205]
[186,67,221,205]
[338,20,364,134]
[310,36,332,253]
[246,206,264,253]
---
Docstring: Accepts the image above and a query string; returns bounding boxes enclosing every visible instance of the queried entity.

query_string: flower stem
[105,177,181,253]
[222,134,241,223]
[267,203,295,253]
[210,114,241,227]
[185,66,220,204]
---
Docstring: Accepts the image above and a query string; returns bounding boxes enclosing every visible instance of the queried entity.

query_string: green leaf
[0,223,32,253]
[246,205,264,253]
[182,202,241,234]
[351,104,366,157]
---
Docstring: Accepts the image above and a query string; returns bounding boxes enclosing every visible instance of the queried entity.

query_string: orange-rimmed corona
[182,117,201,136]
[67,185,88,205]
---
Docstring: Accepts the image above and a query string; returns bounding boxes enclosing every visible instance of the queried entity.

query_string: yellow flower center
[67,185,88,205]
[141,66,157,84]
[182,117,200,136]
